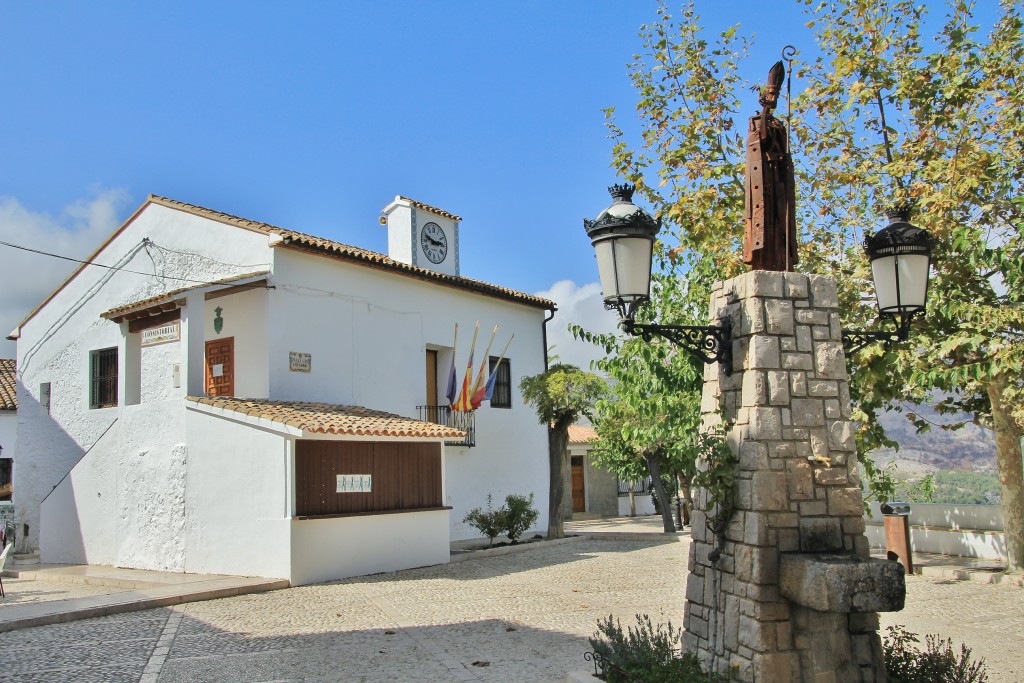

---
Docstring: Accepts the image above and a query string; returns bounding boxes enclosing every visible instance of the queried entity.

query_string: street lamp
[584,184,733,372]
[842,208,935,354]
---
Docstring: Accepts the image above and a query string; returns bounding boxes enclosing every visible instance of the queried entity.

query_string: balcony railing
[617,477,653,497]
[417,405,476,448]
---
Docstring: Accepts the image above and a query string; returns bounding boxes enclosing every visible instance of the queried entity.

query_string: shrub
[500,493,540,543]
[588,614,728,683]
[883,625,988,683]
[463,495,503,546]
[464,493,540,546]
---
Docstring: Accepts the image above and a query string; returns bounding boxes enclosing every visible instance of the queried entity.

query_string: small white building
[564,425,656,518]
[9,195,555,584]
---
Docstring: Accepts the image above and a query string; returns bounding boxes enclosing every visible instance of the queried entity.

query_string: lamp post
[842,208,935,354]
[584,184,733,372]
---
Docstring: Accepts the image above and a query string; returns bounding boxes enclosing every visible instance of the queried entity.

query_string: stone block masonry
[684,271,901,682]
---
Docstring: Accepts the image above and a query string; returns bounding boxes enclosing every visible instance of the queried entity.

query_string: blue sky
[0,1,820,364]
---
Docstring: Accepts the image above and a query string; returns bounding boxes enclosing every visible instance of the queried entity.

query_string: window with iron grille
[488,356,512,409]
[90,347,118,409]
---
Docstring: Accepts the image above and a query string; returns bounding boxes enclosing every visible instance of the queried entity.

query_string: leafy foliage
[608,0,1024,570]
[519,363,605,538]
[463,495,504,546]
[519,363,606,430]
[463,493,541,546]
[499,493,540,543]
[589,614,729,683]
[883,625,989,683]
[891,470,1001,504]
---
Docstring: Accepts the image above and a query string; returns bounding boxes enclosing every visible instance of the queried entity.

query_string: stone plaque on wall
[289,352,312,373]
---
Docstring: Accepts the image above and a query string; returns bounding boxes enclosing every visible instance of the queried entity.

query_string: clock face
[420,222,448,264]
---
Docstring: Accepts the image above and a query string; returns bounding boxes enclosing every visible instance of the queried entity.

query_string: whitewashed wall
[17,203,272,550]
[40,401,188,569]
[140,341,182,404]
[291,511,450,585]
[864,501,1007,561]
[182,407,291,579]
[269,248,551,541]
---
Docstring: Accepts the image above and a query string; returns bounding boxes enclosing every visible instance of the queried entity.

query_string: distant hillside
[868,404,997,476]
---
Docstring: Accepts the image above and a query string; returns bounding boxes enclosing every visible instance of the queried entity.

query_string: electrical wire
[0,238,268,288]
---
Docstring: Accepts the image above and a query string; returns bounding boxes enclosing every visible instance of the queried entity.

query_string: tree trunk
[644,449,676,533]
[678,473,692,526]
[547,419,571,539]
[628,488,636,517]
[988,376,1024,573]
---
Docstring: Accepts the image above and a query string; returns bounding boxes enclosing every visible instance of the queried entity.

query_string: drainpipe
[542,307,556,371]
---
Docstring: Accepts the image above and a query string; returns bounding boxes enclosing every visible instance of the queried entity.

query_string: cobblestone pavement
[0,539,1021,682]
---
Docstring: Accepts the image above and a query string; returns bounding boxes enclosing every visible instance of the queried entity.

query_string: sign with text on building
[141,321,180,347]
[336,474,372,493]
[289,352,312,373]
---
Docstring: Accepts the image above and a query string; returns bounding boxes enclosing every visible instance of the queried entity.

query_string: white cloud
[0,189,131,357]
[535,279,621,372]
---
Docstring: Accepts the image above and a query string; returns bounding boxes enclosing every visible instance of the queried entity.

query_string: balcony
[417,405,476,448]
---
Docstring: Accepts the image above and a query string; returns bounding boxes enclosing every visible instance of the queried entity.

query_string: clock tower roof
[381,195,462,222]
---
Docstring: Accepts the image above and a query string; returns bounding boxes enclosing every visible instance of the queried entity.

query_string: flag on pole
[453,322,479,412]
[473,334,514,407]
[469,325,499,409]
[445,323,458,405]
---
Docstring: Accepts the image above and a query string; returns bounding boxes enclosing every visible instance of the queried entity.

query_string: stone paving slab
[0,537,1021,682]
[0,565,288,634]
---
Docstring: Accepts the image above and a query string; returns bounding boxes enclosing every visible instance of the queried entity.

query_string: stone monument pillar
[683,270,905,682]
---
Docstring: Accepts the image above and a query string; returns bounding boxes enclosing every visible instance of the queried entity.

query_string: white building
[1,359,16,541]
[8,195,555,584]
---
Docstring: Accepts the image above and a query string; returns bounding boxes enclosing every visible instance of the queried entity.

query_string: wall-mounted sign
[289,352,312,373]
[141,321,180,347]
[336,474,372,493]
[211,363,224,378]
[214,306,224,334]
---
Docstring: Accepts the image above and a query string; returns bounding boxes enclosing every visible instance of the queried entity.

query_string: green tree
[519,363,606,539]
[608,0,1024,571]
[573,252,725,533]
[795,0,1024,571]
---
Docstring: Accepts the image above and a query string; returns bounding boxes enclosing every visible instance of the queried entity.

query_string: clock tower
[381,195,461,277]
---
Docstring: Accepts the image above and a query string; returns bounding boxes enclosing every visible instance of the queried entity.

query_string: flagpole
[455,322,480,411]
[446,322,459,406]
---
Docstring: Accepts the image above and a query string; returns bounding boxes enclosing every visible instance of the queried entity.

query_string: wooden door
[205,337,234,396]
[425,350,438,407]
[571,456,586,513]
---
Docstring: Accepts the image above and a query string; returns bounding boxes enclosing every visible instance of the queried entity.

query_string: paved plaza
[1,537,1022,682]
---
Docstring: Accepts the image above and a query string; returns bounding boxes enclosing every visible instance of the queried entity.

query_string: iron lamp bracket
[621,318,733,374]
[841,312,917,356]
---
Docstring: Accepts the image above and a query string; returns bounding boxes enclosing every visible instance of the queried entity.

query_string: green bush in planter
[499,493,540,543]
[463,495,503,546]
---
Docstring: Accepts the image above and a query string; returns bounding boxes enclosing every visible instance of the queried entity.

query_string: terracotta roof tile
[568,424,597,444]
[186,396,466,439]
[397,196,462,221]
[0,359,15,411]
[101,271,270,321]
[12,194,555,341]
[148,196,553,311]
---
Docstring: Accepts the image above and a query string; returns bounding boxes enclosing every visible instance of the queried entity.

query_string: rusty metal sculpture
[743,60,797,272]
